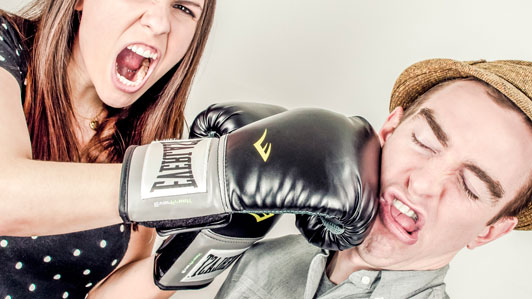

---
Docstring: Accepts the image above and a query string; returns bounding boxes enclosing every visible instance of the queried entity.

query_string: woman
[0,0,215,297]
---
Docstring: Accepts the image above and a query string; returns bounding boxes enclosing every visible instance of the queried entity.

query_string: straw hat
[389,59,532,230]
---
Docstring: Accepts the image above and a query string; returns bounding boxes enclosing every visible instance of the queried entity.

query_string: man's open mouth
[391,198,419,233]
[380,191,423,245]
[113,43,159,91]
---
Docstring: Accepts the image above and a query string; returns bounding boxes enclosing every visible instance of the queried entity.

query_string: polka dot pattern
[0,16,27,93]
[0,17,130,298]
[0,223,129,297]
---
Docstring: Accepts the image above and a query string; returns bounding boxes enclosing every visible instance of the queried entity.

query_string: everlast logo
[190,254,241,278]
[253,129,271,162]
[150,140,201,192]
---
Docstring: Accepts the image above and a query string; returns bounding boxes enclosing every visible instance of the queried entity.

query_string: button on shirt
[215,234,449,299]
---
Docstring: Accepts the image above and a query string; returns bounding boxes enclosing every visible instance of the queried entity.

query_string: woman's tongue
[391,205,417,233]
[116,48,144,81]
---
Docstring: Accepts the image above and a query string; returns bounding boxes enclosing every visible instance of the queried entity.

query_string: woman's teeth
[116,55,151,87]
[127,45,158,60]
[392,199,419,222]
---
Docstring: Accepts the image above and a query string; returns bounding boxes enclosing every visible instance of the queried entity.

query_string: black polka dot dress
[0,15,131,299]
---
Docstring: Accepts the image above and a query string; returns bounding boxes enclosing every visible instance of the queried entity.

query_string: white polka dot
[15,262,23,269]
[29,283,36,291]
[120,224,125,232]
[84,294,88,299]
[15,49,19,56]
[24,78,27,86]
[31,236,38,240]
[111,259,118,266]
[53,274,61,280]
[2,23,7,30]
[85,282,93,288]
[0,36,3,41]
[5,295,12,299]
[73,249,81,256]
[83,269,91,275]
[100,240,107,248]
[43,255,52,263]
[0,55,5,62]
[0,240,7,247]
[62,291,69,298]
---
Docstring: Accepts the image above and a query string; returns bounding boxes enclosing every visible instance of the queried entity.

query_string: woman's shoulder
[0,11,30,91]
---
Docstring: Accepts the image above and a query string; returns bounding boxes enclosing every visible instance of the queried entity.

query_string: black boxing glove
[119,108,380,250]
[154,213,278,290]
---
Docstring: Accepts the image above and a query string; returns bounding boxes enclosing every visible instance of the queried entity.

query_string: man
[214,59,532,299]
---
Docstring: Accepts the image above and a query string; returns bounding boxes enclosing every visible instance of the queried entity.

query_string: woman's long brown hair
[2,0,215,163]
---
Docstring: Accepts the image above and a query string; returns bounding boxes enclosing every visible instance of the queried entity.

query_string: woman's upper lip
[118,42,161,62]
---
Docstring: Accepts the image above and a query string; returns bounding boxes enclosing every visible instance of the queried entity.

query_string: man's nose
[140,2,171,36]
[406,161,445,200]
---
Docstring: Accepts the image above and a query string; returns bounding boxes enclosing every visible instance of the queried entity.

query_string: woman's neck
[67,37,105,145]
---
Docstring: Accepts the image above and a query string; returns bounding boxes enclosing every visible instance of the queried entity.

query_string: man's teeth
[392,199,418,222]
[127,45,158,60]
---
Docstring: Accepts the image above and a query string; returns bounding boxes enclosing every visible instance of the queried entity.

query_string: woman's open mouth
[112,43,159,93]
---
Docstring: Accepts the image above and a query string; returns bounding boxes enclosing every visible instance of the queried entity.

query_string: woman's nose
[140,2,171,36]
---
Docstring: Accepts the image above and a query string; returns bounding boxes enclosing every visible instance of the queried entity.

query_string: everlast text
[150,140,201,192]
[190,254,242,278]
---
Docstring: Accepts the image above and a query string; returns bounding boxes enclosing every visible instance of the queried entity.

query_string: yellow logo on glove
[253,129,271,162]
[249,213,275,222]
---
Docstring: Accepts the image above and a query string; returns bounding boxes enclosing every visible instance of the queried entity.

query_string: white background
[3,1,532,298]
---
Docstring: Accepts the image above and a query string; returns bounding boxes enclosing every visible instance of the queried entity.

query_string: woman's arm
[0,68,123,236]
[87,226,176,298]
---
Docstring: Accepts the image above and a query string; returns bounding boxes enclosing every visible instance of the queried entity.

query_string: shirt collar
[304,249,449,299]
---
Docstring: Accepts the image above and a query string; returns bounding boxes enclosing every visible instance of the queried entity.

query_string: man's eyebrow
[463,162,504,201]
[417,108,449,148]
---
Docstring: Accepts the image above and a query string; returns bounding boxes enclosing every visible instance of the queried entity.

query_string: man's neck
[326,249,378,284]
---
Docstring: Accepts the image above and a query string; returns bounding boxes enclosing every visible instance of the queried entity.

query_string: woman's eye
[411,132,436,154]
[173,4,195,17]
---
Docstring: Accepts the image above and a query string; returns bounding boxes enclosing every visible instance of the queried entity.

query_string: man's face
[355,80,532,270]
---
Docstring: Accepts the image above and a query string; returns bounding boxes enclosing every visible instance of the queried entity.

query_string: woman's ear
[466,216,517,250]
[75,0,84,11]
[378,106,404,146]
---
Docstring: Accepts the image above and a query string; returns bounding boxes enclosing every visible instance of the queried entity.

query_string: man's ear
[467,217,518,250]
[378,106,404,146]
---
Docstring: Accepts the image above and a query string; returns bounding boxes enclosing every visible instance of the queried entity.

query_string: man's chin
[358,214,412,259]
